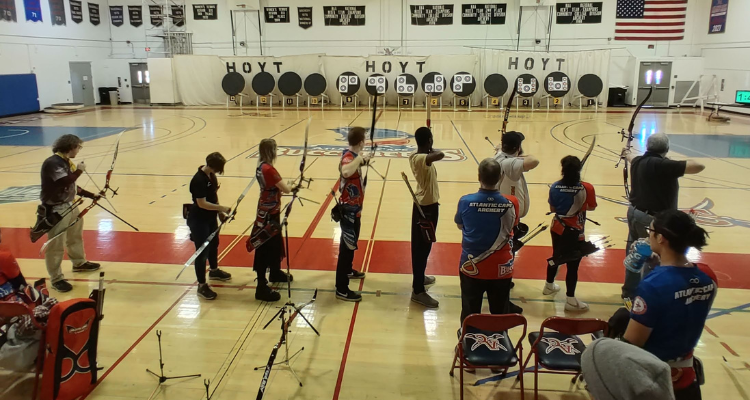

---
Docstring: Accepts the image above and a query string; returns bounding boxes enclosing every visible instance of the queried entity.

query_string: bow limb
[501,83,518,134]
[618,85,654,199]
[363,95,382,188]
[580,136,597,170]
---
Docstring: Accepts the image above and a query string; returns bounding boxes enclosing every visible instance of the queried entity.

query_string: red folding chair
[450,313,527,400]
[0,301,47,400]
[519,316,608,400]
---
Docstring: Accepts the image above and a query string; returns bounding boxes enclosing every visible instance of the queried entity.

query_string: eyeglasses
[644,226,660,236]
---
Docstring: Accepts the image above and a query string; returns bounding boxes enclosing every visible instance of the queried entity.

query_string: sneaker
[197,284,217,300]
[509,301,523,314]
[543,282,560,295]
[73,262,100,272]
[255,285,281,302]
[208,268,232,281]
[622,297,633,311]
[336,289,362,302]
[51,280,73,292]
[411,291,439,308]
[348,270,366,280]
[269,270,293,283]
[424,276,436,286]
[565,297,589,312]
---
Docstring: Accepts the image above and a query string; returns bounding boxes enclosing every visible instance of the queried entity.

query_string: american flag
[615,0,687,41]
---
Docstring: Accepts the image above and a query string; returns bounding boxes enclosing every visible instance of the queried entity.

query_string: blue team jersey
[454,189,519,279]
[548,180,596,233]
[630,265,717,362]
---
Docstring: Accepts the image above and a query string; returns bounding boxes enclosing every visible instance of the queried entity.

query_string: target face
[395,74,418,96]
[450,72,476,97]
[338,72,360,96]
[516,74,539,97]
[544,72,571,98]
[421,72,446,95]
[365,73,389,96]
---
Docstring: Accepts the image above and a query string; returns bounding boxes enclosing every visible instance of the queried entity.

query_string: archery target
[337,72,360,96]
[222,72,245,96]
[483,74,508,98]
[578,74,604,98]
[450,72,476,97]
[421,72,446,95]
[395,73,418,96]
[251,72,275,96]
[544,72,571,98]
[516,74,539,97]
[365,73,389,96]
[304,73,327,96]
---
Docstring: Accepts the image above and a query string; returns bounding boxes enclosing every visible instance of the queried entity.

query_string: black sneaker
[269,270,293,283]
[52,280,73,292]
[509,301,524,314]
[336,289,362,302]
[347,270,366,280]
[73,262,100,272]
[208,268,232,281]
[197,284,217,300]
[255,285,281,302]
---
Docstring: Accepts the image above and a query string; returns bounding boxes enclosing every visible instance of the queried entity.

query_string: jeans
[623,206,654,298]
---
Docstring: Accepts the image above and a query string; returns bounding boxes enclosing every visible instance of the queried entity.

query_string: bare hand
[362,153,373,164]
[221,206,232,214]
[77,161,86,172]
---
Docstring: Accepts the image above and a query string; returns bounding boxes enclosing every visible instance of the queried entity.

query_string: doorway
[231,10,263,56]
[69,62,95,106]
[130,63,151,104]
[637,62,672,107]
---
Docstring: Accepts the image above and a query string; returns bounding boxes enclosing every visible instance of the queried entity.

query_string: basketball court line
[448,116,479,165]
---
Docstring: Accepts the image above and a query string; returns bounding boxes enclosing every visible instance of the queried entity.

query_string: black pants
[411,203,439,294]
[547,229,582,297]
[675,382,701,400]
[459,273,512,323]
[253,214,284,286]
[187,216,218,284]
[336,206,361,292]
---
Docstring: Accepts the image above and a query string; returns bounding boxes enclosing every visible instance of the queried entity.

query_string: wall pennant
[109,5,123,27]
[48,0,65,25]
[69,0,82,23]
[0,0,18,22]
[128,5,142,27]
[170,4,184,27]
[24,0,42,22]
[149,4,162,26]
[88,2,99,25]
[298,6,312,29]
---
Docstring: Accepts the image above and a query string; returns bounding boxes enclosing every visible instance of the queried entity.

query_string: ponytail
[652,209,709,254]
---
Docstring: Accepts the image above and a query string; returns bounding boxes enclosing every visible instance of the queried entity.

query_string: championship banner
[88,2,99,25]
[461,4,505,25]
[170,4,184,27]
[323,6,365,26]
[708,0,728,34]
[49,0,65,25]
[69,0,82,23]
[192,4,217,20]
[0,0,17,22]
[149,4,162,26]
[128,5,142,27]
[556,2,602,24]
[298,6,312,29]
[410,4,453,26]
[24,0,42,22]
[264,6,289,23]
[109,5,123,27]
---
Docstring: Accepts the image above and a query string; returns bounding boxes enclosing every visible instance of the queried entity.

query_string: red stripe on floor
[721,342,740,357]
[704,325,719,338]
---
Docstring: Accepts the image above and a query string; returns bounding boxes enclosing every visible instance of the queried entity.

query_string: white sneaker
[543,282,560,295]
[565,297,589,312]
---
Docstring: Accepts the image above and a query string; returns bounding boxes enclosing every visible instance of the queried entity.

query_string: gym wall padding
[0,74,41,117]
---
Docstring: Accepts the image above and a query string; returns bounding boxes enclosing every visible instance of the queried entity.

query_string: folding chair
[519,316,608,400]
[0,301,47,400]
[450,313,527,400]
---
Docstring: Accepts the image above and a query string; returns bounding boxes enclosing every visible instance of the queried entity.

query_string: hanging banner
[410,4,453,26]
[69,0,82,23]
[128,5,142,26]
[708,0,728,34]
[149,4,162,26]
[298,6,312,29]
[24,0,42,22]
[49,0,65,25]
[461,3,505,25]
[323,6,365,26]
[1,0,17,22]
[170,4,184,27]
[109,5,123,26]
[555,2,602,24]
[264,6,289,23]
[192,4,217,20]
[88,2,99,25]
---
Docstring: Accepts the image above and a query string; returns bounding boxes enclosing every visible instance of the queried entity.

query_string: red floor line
[704,325,719,338]
[81,286,193,399]
[721,342,740,357]
[331,161,391,400]
[292,179,340,263]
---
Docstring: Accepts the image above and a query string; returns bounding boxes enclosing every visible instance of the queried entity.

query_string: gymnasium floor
[1,104,749,399]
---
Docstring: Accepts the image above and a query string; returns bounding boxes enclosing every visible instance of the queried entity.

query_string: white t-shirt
[494,151,529,218]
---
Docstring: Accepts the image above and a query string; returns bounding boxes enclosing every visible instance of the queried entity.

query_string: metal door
[231,10,263,56]
[130,63,151,104]
[69,62,95,106]
[637,62,672,107]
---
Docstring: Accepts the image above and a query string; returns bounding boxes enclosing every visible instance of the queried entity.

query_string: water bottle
[624,238,652,273]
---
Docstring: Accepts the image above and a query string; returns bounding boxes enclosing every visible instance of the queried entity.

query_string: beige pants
[45,203,87,283]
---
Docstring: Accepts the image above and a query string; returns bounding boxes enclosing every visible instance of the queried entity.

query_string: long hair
[560,155,582,186]
[652,209,709,254]
[52,134,83,154]
[258,139,277,165]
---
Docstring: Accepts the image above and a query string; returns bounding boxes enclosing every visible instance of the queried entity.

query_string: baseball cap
[502,131,525,149]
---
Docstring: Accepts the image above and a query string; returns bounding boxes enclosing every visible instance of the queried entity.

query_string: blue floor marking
[0,126,126,146]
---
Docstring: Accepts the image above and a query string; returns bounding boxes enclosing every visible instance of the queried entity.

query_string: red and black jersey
[257,162,282,214]
[339,150,364,209]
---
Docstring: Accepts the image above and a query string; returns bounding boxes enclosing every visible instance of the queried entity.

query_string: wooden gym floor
[1,104,749,399]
